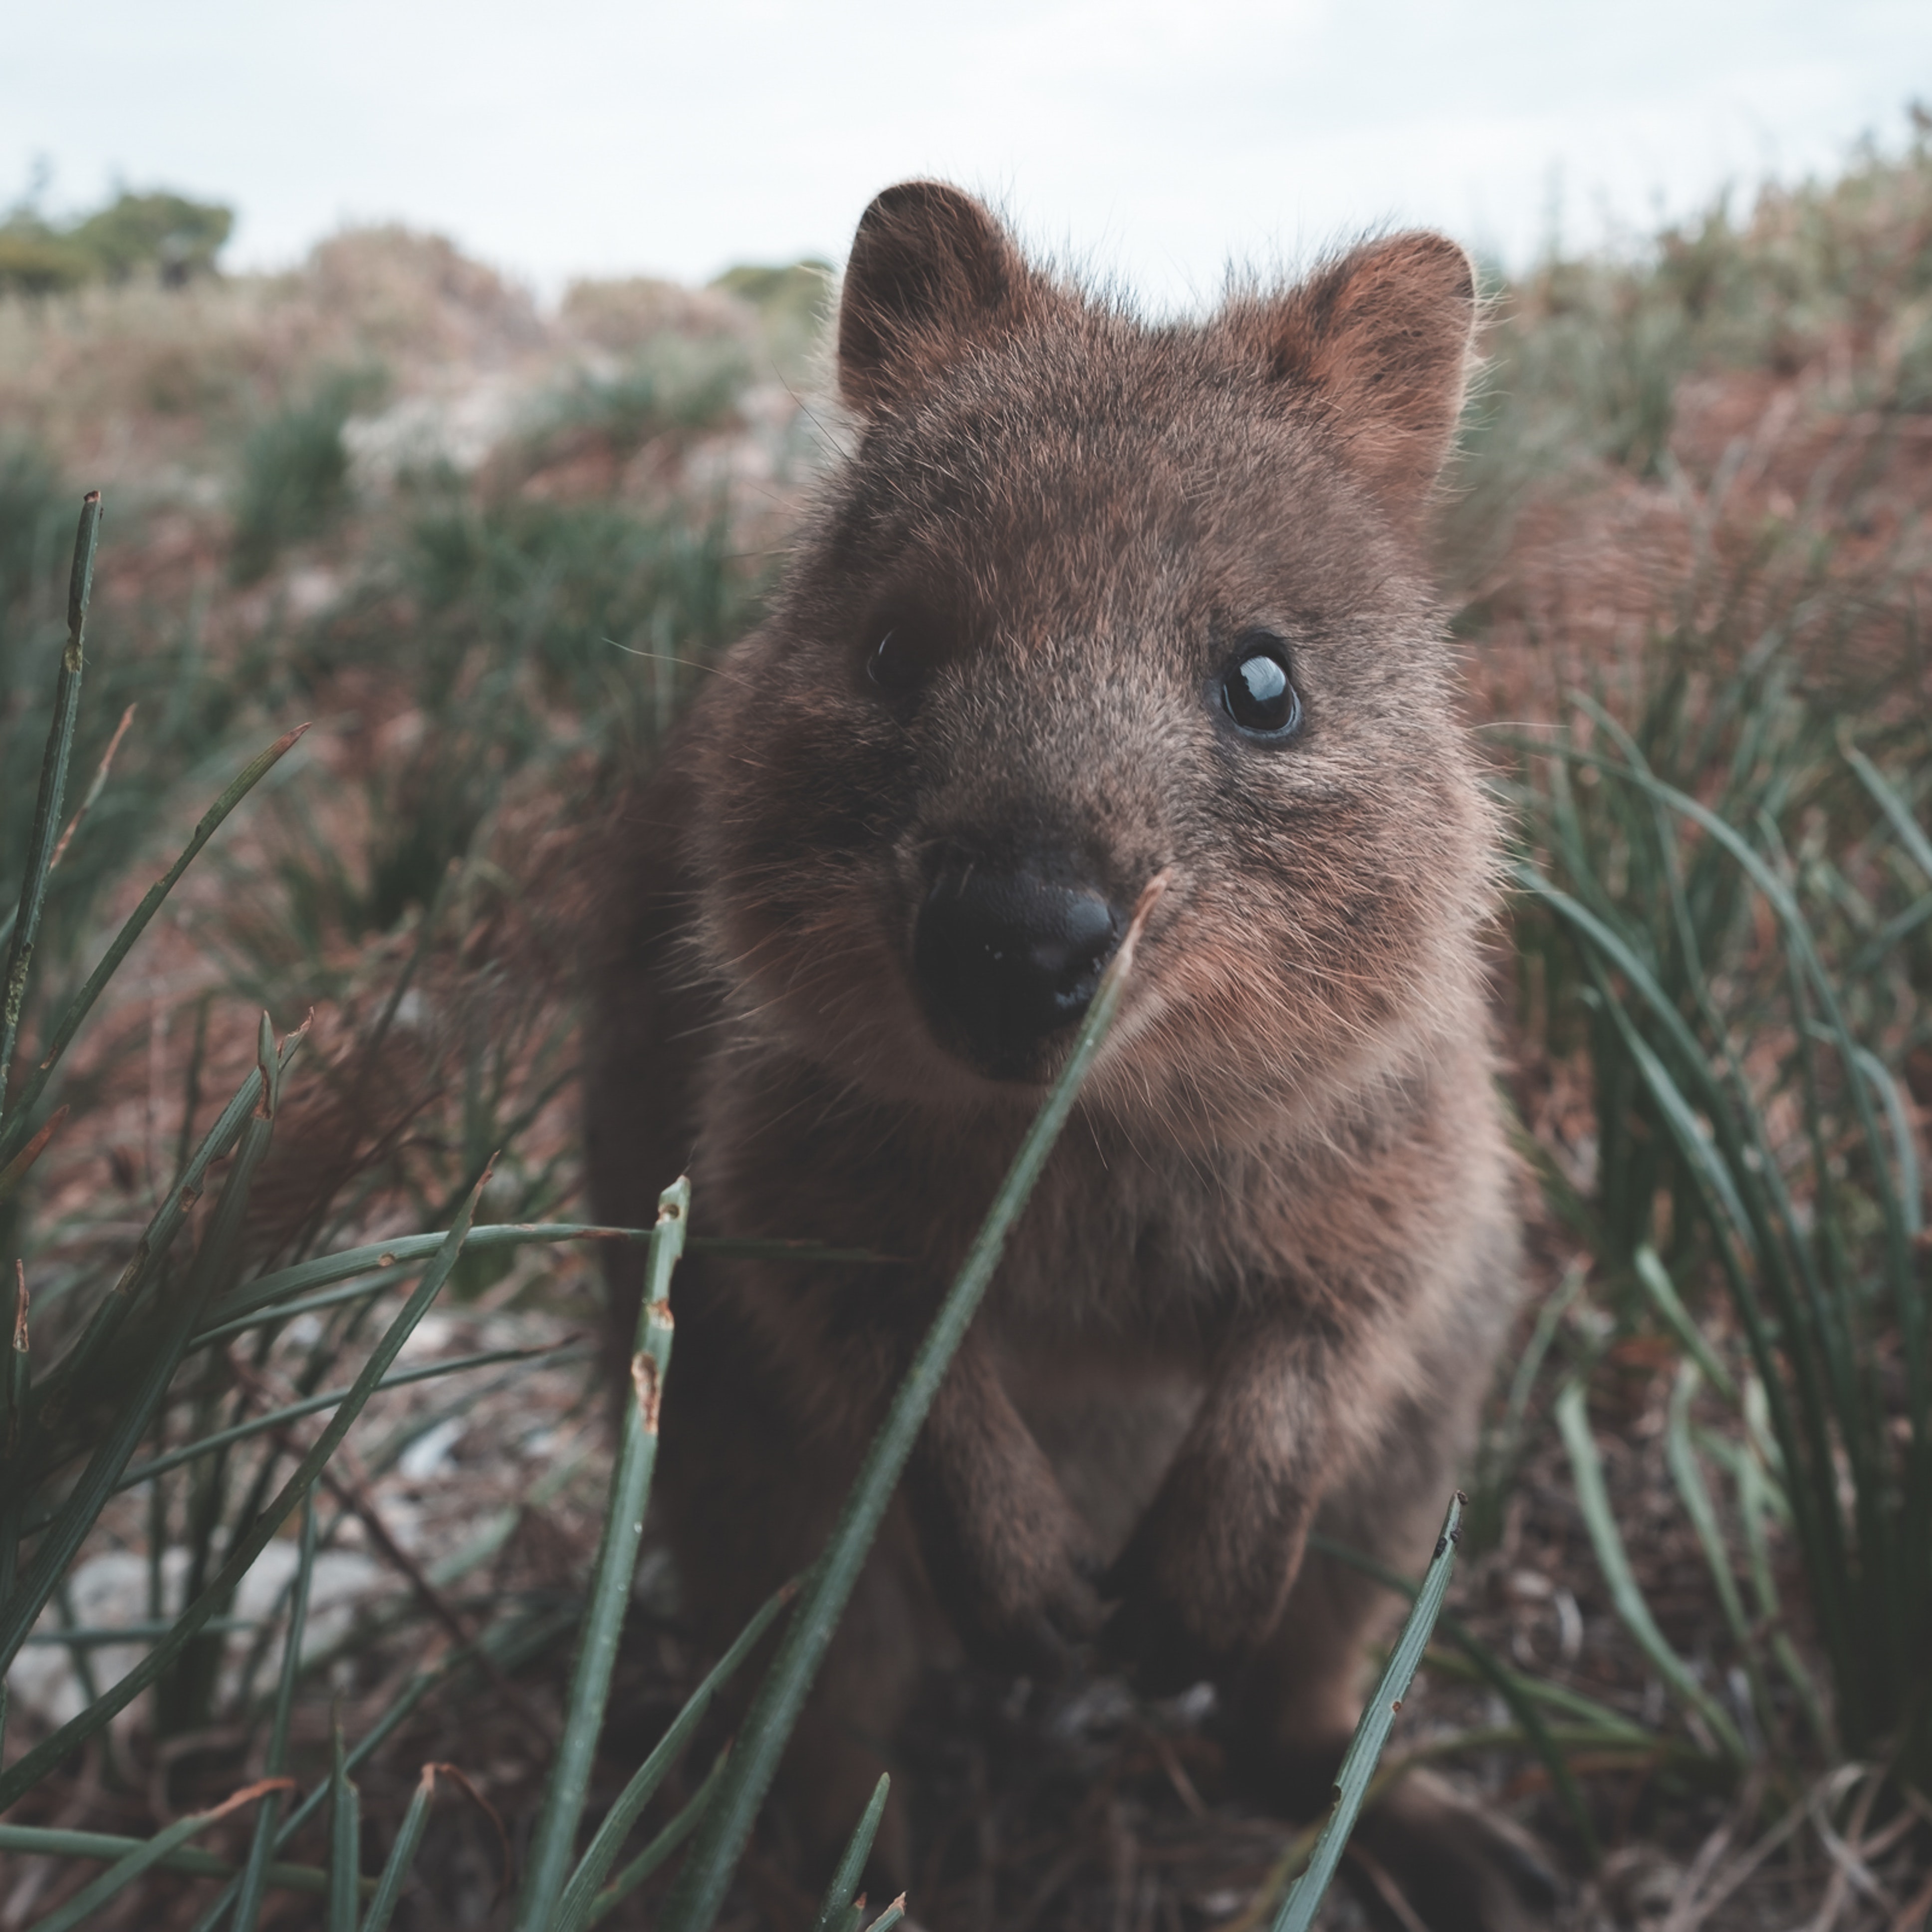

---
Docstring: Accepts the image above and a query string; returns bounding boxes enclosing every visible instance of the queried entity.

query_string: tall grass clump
[1509,613,1930,1790]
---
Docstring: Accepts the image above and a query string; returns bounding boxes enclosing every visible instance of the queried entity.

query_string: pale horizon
[6,0,1928,313]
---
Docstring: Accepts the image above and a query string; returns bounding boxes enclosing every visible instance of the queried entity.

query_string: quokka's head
[683,182,1497,1136]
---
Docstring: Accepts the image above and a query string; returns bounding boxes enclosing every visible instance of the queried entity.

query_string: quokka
[588,182,1552,1930]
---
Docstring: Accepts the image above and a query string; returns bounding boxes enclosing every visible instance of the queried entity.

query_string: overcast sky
[6,0,1927,312]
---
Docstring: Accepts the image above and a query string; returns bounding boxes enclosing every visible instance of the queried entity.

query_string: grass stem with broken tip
[360,1764,441,1932]
[0,1162,488,1811]
[1305,1529,1609,1860]
[0,491,100,1126]
[1269,1492,1465,1932]
[658,876,1164,1932]
[513,1176,689,1932]
[0,720,310,1172]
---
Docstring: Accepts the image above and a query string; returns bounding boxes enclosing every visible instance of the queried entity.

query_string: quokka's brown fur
[588,183,1549,1930]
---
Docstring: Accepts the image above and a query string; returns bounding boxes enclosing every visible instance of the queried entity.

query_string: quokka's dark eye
[867,627,922,698]
[1219,637,1302,738]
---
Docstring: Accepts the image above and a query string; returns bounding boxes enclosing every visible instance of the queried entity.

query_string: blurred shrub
[301,225,544,365]
[521,334,749,475]
[560,274,752,352]
[230,368,386,583]
[708,257,833,379]
[708,257,833,334]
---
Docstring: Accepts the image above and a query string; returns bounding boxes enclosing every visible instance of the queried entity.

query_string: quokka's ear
[1224,232,1478,526]
[837,182,1056,414]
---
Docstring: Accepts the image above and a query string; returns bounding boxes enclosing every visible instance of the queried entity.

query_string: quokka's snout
[911,843,1125,1076]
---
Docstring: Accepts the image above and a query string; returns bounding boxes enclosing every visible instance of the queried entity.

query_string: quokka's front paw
[927,1526,1108,1678]
[1100,1532,1250,1694]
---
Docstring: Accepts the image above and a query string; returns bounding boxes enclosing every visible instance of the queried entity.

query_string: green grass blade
[0,1823,332,1895]
[1729,1407,1834,1757]
[1840,736,1932,884]
[1664,1363,1779,1760]
[29,1776,292,1932]
[0,1267,29,1613]
[0,1015,290,1681]
[1604,1005,1751,1244]
[1470,1252,1584,1544]
[0,490,100,1126]
[0,1163,487,1810]
[657,882,1162,1932]
[1270,1493,1465,1932]
[1839,1035,1924,1240]
[0,721,311,1171]
[585,1742,732,1925]
[860,1900,906,1932]
[97,1341,579,1499]
[0,1101,65,1207]
[360,1764,439,1932]
[39,699,136,888]
[30,1026,304,1439]
[329,1708,361,1932]
[809,1774,889,1932]
[194,1226,886,1342]
[553,1580,794,1932]
[1591,983,1855,1686]
[1635,1245,1738,1405]
[1555,1381,1748,1765]
[1606,759,1916,1330]
[1513,865,1834,1380]
[1849,890,1932,975]
[1306,1527,1628,1866]
[231,1491,318,1932]
[513,1178,689,1931]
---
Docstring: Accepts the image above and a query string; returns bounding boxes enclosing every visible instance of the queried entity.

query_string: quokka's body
[588,184,1545,1929]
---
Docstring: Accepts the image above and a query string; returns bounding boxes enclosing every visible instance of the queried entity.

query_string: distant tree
[0,217,89,294]
[0,187,234,294]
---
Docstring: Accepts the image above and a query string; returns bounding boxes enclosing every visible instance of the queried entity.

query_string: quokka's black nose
[914,855,1124,1076]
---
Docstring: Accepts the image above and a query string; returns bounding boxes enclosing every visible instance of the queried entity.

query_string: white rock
[5,1542,393,1731]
